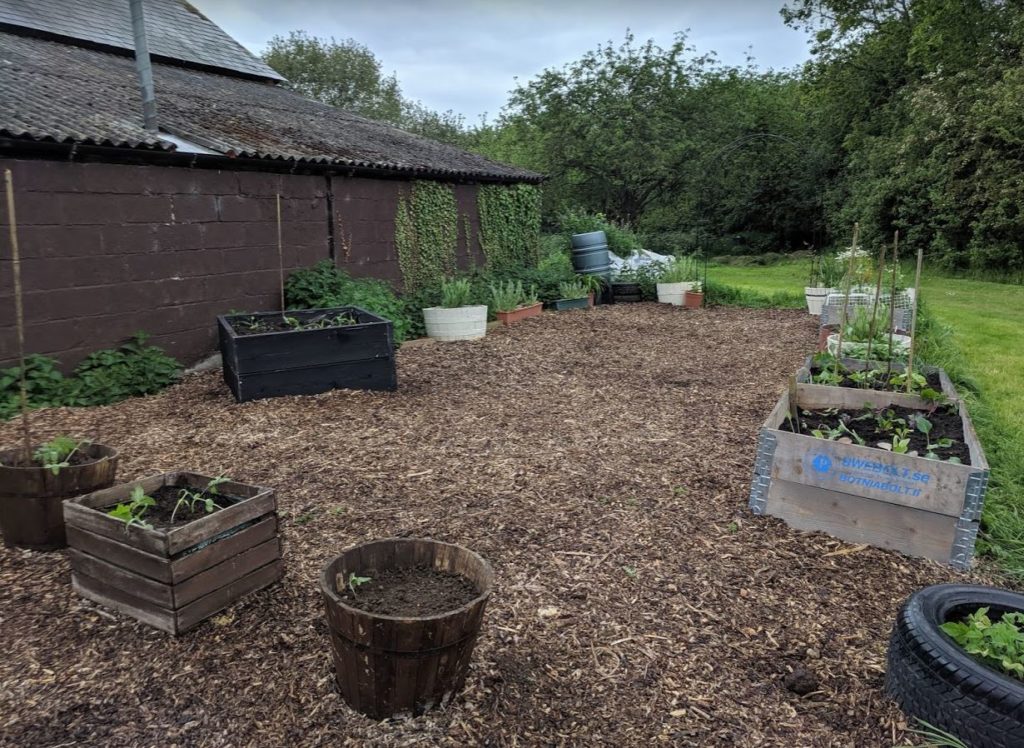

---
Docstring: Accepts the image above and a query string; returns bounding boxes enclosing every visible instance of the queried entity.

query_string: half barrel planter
[656,281,695,306]
[549,297,590,311]
[496,302,543,326]
[321,538,494,719]
[749,384,989,569]
[218,306,396,403]
[64,472,282,634]
[423,305,488,341]
[0,443,118,551]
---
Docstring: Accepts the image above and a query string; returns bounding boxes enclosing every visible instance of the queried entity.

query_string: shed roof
[0,0,282,80]
[0,31,542,183]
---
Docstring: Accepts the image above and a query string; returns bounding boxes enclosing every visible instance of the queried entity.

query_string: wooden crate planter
[218,306,396,403]
[64,472,282,634]
[749,385,989,569]
[795,358,960,407]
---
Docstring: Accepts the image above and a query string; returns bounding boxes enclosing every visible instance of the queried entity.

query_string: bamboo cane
[905,244,925,393]
[864,242,887,368]
[884,231,900,381]
[4,169,33,465]
[832,223,859,380]
[276,193,285,317]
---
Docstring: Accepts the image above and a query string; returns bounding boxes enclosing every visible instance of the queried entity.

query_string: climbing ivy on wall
[477,184,542,273]
[394,181,458,291]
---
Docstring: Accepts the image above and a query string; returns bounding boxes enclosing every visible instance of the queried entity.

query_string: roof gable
[0,0,282,81]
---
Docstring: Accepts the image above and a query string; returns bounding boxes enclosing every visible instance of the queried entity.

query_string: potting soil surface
[338,565,479,616]
[0,304,996,747]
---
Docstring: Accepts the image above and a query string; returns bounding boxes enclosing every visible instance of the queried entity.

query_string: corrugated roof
[0,0,282,80]
[0,32,543,183]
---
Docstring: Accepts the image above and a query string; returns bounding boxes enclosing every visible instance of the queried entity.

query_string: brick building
[0,0,541,368]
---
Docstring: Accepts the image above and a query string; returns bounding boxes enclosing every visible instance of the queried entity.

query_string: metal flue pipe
[129,0,158,133]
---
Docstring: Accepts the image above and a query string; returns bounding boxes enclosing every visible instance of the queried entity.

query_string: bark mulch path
[0,305,987,747]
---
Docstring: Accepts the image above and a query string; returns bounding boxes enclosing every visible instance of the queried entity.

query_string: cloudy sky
[195,0,812,121]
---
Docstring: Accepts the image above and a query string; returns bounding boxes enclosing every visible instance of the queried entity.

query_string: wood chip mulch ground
[0,304,989,747]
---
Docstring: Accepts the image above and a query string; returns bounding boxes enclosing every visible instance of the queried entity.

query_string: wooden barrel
[0,443,118,550]
[320,538,494,719]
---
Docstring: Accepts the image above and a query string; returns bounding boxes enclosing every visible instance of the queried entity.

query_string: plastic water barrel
[570,231,611,276]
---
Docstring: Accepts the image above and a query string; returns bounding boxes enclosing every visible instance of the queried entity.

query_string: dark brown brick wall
[0,159,486,370]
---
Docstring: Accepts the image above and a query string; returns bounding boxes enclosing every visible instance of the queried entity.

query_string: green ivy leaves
[395,181,459,291]
[478,184,541,273]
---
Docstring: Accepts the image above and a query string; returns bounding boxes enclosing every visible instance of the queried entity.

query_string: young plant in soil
[232,311,357,336]
[338,564,478,616]
[785,403,968,463]
[106,476,236,531]
[170,476,229,523]
[809,353,946,402]
[32,436,88,475]
[106,485,157,531]
[941,607,1024,681]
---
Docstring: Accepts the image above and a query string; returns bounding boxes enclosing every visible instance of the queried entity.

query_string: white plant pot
[656,281,694,305]
[826,333,912,358]
[805,287,836,316]
[422,305,488,342]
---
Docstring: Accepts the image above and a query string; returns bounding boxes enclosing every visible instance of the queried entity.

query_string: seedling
[170,476,229,523]
[33,436,86,475]
[347,573,372,596]
[107,485,156,532]
[915,415,955,459]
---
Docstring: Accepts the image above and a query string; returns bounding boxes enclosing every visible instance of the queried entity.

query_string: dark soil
[809,365,943,393]
[230,312,356,336]
[783,404,970,463]
[0,447,96,469]
[339,565,479,616]
[0,306,999,747]
[102,484,245,530]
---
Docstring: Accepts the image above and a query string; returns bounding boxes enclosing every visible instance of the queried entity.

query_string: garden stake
[864,242,887,366]
[833,223,859,380]
[904,244,925,393]
[276,192,285,318]
[885,231,900,381]
[4,168,33,465]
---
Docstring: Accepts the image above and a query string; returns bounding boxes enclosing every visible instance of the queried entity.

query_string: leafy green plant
[285,261,411,343]
[941,606,1024,681]
[490,279,528,312]
[440,278,475,308]
[558,280,589,300]
[480,184,542,271]
[65,334,181,407]
[347,572,372,596]
[0,354,69,419]
[33,436,85,475]
[809,252,843,287]
[395,181,459,291]
[107,486,156,532]
[170,476,229,524]
[915,414,956,459]
[658,256,699,284]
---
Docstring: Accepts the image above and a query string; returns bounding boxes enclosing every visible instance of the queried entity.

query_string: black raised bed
[218,307,397,403]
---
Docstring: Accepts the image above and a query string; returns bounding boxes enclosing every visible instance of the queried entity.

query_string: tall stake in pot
[4,168,32,465]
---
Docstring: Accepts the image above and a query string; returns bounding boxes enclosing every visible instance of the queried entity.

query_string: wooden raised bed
[218,306,396,403]
[320,538,493,719]
[749,385,989,569]
[795,358,960,407]
[64,472,282,634]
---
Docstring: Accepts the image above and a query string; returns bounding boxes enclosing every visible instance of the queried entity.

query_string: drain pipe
[129,0,158,133]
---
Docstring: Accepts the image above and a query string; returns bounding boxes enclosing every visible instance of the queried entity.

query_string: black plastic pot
[612,282,642,303]
[548,297,590,311]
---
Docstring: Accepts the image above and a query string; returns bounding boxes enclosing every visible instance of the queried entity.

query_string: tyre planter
[656,281,694,305]
[321,538,494,719]
[549,297,590,311]
[0,443,118,551]
[749,385,989,569]
[887,584,1024,747]
[495,301,543,326]
[612,282,642,303]
[804,287,835,316]
[423,305,488,341]
[64,472,282,635]
[683,290,704,309]
[219,306,396,403]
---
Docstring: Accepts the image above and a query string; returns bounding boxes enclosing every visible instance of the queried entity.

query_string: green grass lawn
[710,259,1024,577]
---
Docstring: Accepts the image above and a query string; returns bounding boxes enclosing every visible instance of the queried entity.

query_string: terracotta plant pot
[683,291,704,309]
[321,538,494,719]
[495,301,543,326]
[0,443,119,551]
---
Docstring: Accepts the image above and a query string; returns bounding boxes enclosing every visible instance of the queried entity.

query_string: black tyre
[886,584,1024,748]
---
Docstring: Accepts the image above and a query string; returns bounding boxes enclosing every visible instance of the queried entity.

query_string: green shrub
[440,278,475,308]
[398,286,443,340]
[614,264,662,300]
[558,280,589,300]
[558,209,642,258]
[490,280,528,312]
[0,354,69,418]
[941,606,1024,681]
[658,256,700,283]
[285,261,411,343]
[65,334,180,406]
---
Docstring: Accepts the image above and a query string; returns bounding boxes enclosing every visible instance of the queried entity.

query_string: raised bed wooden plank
[63,496,168,556]
[72,571,176,635]
[172,538,281,607]
[175,559,283,634]
[68,548,174,608]
[169,515,278,583]
[65,525,173,583]
[231,358,398,402]
[165,490,275,556]
[764,478,965,564]
[225,323,395,375]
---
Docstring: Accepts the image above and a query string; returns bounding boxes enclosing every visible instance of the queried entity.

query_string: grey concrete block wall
[0,159,487,369]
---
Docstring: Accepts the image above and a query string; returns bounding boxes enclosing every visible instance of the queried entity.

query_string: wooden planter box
[218,306,396,403]
[612,282,642,303]
[496,302,543,326]
[795,358,960,407]
[548,297,590,311]
[749,385,989,569]
[64,472,282,634]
